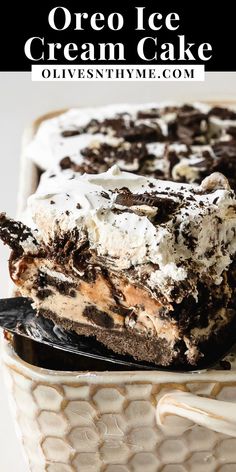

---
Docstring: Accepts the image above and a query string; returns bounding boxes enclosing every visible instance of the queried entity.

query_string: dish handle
[156,389,236,437]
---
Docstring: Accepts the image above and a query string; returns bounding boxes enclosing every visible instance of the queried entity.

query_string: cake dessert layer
[26,102,236,189]
[1,166,236,366]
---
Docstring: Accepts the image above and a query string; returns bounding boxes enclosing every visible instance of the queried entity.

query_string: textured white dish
[3,340,236,471]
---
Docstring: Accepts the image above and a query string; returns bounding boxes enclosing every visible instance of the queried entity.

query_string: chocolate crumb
[83,306,114,328]
[37,289,53,300]
[61,129,81,137]
[60,156,73,169]
[219,360,231,370]
[101,191,110,199]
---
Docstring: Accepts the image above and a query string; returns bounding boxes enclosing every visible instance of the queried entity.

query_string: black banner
[1,1,235,71]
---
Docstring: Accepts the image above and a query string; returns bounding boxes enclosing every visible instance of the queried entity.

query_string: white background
[0,72,235,471]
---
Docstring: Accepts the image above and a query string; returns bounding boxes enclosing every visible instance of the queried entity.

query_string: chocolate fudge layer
[1,166,236,366]
[26,102,236,189]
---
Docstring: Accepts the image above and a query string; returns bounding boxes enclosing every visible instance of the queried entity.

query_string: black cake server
[0,297,235,371]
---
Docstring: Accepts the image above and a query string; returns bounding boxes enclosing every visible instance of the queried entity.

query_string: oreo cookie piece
[85,114,165,142]
[175,104,209,145]
[208,106,236,121]
[211,140,236,187]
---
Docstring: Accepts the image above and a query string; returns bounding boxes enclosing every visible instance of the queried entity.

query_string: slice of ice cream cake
[1,166,236,366]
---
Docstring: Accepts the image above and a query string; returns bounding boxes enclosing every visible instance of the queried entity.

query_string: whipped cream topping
[209,114,236,135]
[26,102,211,171]
[25,102,236,194]
[27,165,236,302]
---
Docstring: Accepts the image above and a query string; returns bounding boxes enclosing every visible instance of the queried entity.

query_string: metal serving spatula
[0,297,234,371]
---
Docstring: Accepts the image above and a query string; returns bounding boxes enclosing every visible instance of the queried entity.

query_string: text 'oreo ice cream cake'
[1,166,236,366]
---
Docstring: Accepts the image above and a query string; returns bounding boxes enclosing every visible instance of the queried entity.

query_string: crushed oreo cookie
[209,106,236,120]
[55,104,236,190]
[85,114,164,142]
[0,213,38,255]
[83,305,114,328]
[115,190,179,223]
[175,105,208,145]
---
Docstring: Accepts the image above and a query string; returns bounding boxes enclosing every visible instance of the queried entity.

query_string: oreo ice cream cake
[26,102,236,190]
[1,165,236,367]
